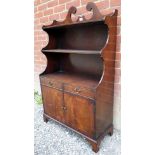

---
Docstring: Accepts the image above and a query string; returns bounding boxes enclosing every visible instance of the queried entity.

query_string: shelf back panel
[47,21,108,51]
[60,53,103,80]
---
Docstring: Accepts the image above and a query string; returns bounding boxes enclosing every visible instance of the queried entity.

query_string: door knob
[62,106,67,111]
[63,107,67,110]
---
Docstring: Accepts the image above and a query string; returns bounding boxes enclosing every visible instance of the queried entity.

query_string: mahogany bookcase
[39,2,117,152]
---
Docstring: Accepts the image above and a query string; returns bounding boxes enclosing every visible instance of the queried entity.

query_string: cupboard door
[64,93,95,137]
[41,85,64,122]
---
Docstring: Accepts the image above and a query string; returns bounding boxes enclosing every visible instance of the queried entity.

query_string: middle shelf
[42,49,101,54]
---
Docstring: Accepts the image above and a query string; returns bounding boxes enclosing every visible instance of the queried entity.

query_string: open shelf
[40,71,99,89]
[42,49,101,54]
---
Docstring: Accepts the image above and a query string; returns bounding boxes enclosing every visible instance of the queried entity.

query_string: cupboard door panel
[64,93,95,137]
[63,94,76,128]
[41,85,64,122]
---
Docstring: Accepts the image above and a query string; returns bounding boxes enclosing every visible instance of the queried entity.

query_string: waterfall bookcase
[39,2,117,153]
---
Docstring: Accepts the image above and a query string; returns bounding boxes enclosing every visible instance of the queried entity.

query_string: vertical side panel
[96,10,118,138]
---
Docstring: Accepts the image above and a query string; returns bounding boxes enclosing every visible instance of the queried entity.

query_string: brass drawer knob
[49,81,53,86]
[74,87,81,93]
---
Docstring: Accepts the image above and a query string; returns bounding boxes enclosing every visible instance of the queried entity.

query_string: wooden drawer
[64,84,95,100]
[40,77,62,90]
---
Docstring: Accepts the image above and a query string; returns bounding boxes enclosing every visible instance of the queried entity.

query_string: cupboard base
[43,113,113,153]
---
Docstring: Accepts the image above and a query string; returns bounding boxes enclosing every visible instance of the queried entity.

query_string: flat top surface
[43,19,104,30]
[40,71,100,89]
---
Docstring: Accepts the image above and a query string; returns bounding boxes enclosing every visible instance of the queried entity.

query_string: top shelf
[43,19,104,30]
[42,49,101,54]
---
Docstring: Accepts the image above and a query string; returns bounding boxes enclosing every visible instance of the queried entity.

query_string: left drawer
[40,77,62,90]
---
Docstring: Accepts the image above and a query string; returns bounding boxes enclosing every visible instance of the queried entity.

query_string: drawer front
[40,77,62,90]
[64,84,95,100]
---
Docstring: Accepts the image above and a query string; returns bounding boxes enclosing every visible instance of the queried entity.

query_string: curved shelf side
[95,9,118,138]
[97,9,118,85]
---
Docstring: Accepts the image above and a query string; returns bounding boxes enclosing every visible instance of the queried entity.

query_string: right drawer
[64,84,96,100]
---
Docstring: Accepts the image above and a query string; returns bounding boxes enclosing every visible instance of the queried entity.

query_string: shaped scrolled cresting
[42,2,116,29]
[42,6,77,29]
